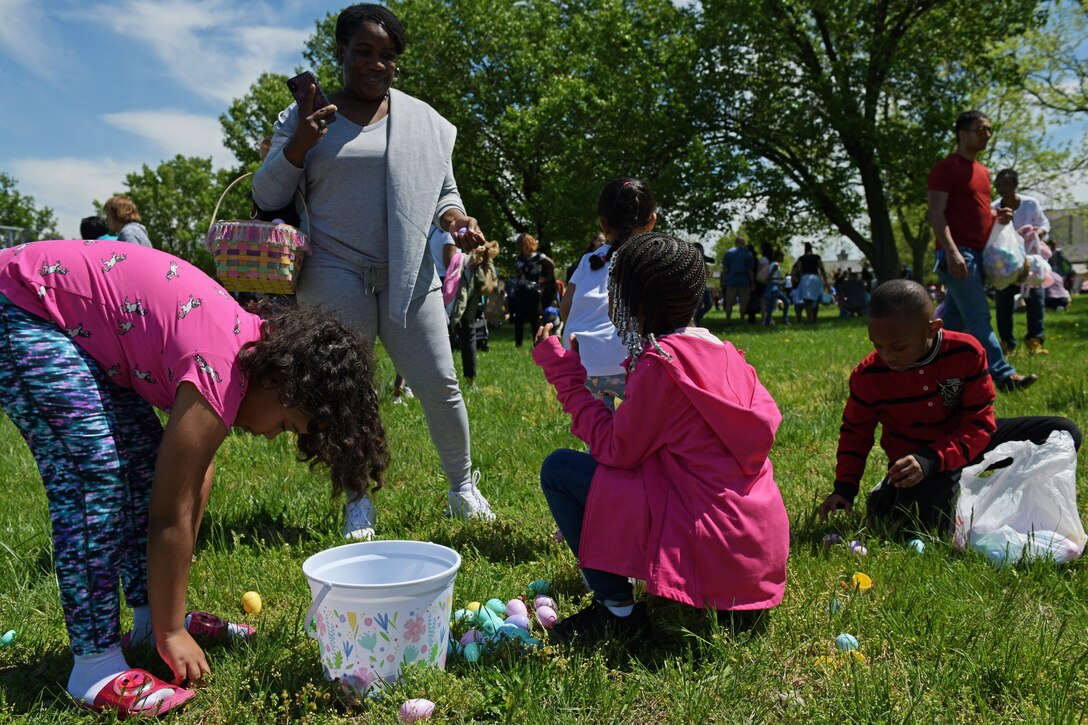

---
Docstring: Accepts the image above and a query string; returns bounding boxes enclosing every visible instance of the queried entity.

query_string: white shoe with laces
[446,470,495,521]
[343,494,376,540]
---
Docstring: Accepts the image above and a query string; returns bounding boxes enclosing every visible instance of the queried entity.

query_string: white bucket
[302,540,461,694]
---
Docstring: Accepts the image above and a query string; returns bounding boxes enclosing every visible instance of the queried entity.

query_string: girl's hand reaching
[158,628,210,686]
[533,323,556,347]
[569,333,579,354]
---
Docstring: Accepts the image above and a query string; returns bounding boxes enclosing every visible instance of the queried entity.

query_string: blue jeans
[762,283,791,325]
[995,285,1044,346]
[540,449,633,604]
[938,248,1016,384]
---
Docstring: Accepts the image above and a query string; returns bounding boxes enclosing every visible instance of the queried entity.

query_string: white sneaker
[343,494,376,540]
[402,385,414,399]
[446,471,495,521]
[392,395,407,406]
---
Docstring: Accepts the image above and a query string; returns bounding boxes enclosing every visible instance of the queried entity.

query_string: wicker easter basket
[204,173,311,294]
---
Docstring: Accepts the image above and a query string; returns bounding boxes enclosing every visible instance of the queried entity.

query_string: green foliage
[121,156,251,274]
[0,304,1087,721]
[697,0,1051,282]
[219,72,296,169]
[0,172,59,240]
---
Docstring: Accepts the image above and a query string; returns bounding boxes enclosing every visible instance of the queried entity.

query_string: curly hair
[238,302,389,499]
[608,232,706,367]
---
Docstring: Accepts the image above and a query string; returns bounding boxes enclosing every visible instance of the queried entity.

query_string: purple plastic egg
[459,629,482,646]
[399,698,435,722]
[534,595,556,610]
[505,613,531,630]
[506,599,528,618]
[536,605,558,629]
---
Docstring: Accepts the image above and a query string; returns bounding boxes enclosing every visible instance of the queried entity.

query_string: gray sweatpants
[298,252,473,492]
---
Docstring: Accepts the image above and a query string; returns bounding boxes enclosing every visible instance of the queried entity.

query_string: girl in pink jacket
[533,232,789,644]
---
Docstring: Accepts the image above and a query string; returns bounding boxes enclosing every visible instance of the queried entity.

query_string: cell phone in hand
[286,71,335,123]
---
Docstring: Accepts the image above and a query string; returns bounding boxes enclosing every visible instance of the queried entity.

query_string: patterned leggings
[0,303,162,655]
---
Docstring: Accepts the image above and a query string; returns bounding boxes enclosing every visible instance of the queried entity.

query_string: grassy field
[0,301,1086,723]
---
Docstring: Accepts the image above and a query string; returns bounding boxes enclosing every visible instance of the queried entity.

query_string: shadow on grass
[426,520,550,566]
[0,645,78,718]
[198,505,324,552]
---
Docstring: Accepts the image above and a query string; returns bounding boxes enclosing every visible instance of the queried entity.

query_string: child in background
[761,249,791,326]
[103,196,153,247]
[558,178,657,409]
[0,240,388,717]
[818,279,1079,534]
[534,233,789,644]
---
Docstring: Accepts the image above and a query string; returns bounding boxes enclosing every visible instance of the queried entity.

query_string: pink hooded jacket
[534,331,789,610]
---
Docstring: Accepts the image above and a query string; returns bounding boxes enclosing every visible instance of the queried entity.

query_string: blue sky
[0,0,344,237]
[2,0,1086,243]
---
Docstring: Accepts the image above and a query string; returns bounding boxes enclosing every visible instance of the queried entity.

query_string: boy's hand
[533,323,556,347]
[888,454,924,488]
[569,333,579,354]
[818,493,852,522]
[158,629,210,686]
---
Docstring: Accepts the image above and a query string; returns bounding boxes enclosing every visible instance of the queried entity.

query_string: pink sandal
[85,668,194,719]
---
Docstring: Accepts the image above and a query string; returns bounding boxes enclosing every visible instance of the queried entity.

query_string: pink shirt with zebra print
[0,239,262,427]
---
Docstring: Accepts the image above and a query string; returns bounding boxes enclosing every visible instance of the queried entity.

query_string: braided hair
[608,232,707,369]
[589,178,655,271]
[337,4,407,54]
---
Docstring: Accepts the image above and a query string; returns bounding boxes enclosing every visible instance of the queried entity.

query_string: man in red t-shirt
[926,110,1035,392]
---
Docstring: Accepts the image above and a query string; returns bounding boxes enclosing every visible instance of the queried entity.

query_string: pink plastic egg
[534,596,556,610]
[506,599,528,618]
[399,698,435,722]
[536,605,558,629]
[505,613,531,630]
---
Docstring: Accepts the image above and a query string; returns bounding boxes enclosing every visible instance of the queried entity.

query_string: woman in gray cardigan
[253,4,493,539]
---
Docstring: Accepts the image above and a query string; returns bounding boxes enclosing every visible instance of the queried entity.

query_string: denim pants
[762,283,790,325]
[540,449,633,604]
[995,285,1044,346]
[937,248,1016,384]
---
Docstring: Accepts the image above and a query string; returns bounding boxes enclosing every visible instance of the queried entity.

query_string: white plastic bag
[953,431,1086,566]
[983,221,1027,290]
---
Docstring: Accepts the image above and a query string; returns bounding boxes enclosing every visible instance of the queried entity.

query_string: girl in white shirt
[559,179,657,408]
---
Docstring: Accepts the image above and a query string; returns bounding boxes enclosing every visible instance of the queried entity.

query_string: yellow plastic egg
[241,591,262,614]
[851,572,873,593]
[466,601,481,613]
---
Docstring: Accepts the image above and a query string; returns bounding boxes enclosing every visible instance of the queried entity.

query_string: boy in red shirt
[819,280,1079,534]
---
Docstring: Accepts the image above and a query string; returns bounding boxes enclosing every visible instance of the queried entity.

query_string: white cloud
[77,0,310,104]
[9,157,135,239]
[101,109,234,167]
[0,0,74,82]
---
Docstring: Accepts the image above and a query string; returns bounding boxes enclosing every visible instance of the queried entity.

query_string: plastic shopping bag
[953,431,1086,566]
[983,221,1027,290]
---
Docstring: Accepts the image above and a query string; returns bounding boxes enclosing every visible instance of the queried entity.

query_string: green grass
[1,302,1087,723]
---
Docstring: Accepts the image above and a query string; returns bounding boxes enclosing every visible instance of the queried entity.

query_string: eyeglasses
[969,125,994,136]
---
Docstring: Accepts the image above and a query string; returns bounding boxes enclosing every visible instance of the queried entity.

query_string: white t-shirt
[564,245,628,377]
[992,195,1050,254]
[428,225,455,279]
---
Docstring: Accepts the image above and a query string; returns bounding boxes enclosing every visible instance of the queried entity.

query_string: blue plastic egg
[527,579,551,596]
[484,598,506,615]
[0,630,14,647]
[453,608,474,623]
[463,642,480,662]
[908,538,925,555]
[835,633,859,652]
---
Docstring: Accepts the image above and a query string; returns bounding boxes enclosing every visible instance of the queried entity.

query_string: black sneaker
[549,601,651,646]
[997,373,1038,392]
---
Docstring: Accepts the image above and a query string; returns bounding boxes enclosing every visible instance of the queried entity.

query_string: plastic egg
[828,597,842,615]
[506,599,528,618]
[462,642,480,662]
[527,579,550,596]
[844,650,866,663]
[908,538,926,555]
[477,608,502,634]
[484,598,506,615]
[835,633,859,652]
[851,572,873,593]
[849,541,868,557]
[822,533,842,546]
[555,529,565,543]
[497,623,522,639]
[533,596,557,610]
[505,613,531,630]
[241,591,262,614]
[536,605,558,629]
[0,630,13,647]
[813,655,837,669]
[459,629,482,646]
[271,218,285,225]
[399,698,435,722]
[453,608,474,623]
[465,601,481,613]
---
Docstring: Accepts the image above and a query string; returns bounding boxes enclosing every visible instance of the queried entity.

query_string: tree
[121,156,250,273]
[220,72,296,168]
[0,172,59,241]
[293,0,717,265]
[696,0,1049,282]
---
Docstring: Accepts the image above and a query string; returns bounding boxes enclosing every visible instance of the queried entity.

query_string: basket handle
[207,171,311,235]
[304,581,333,639]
